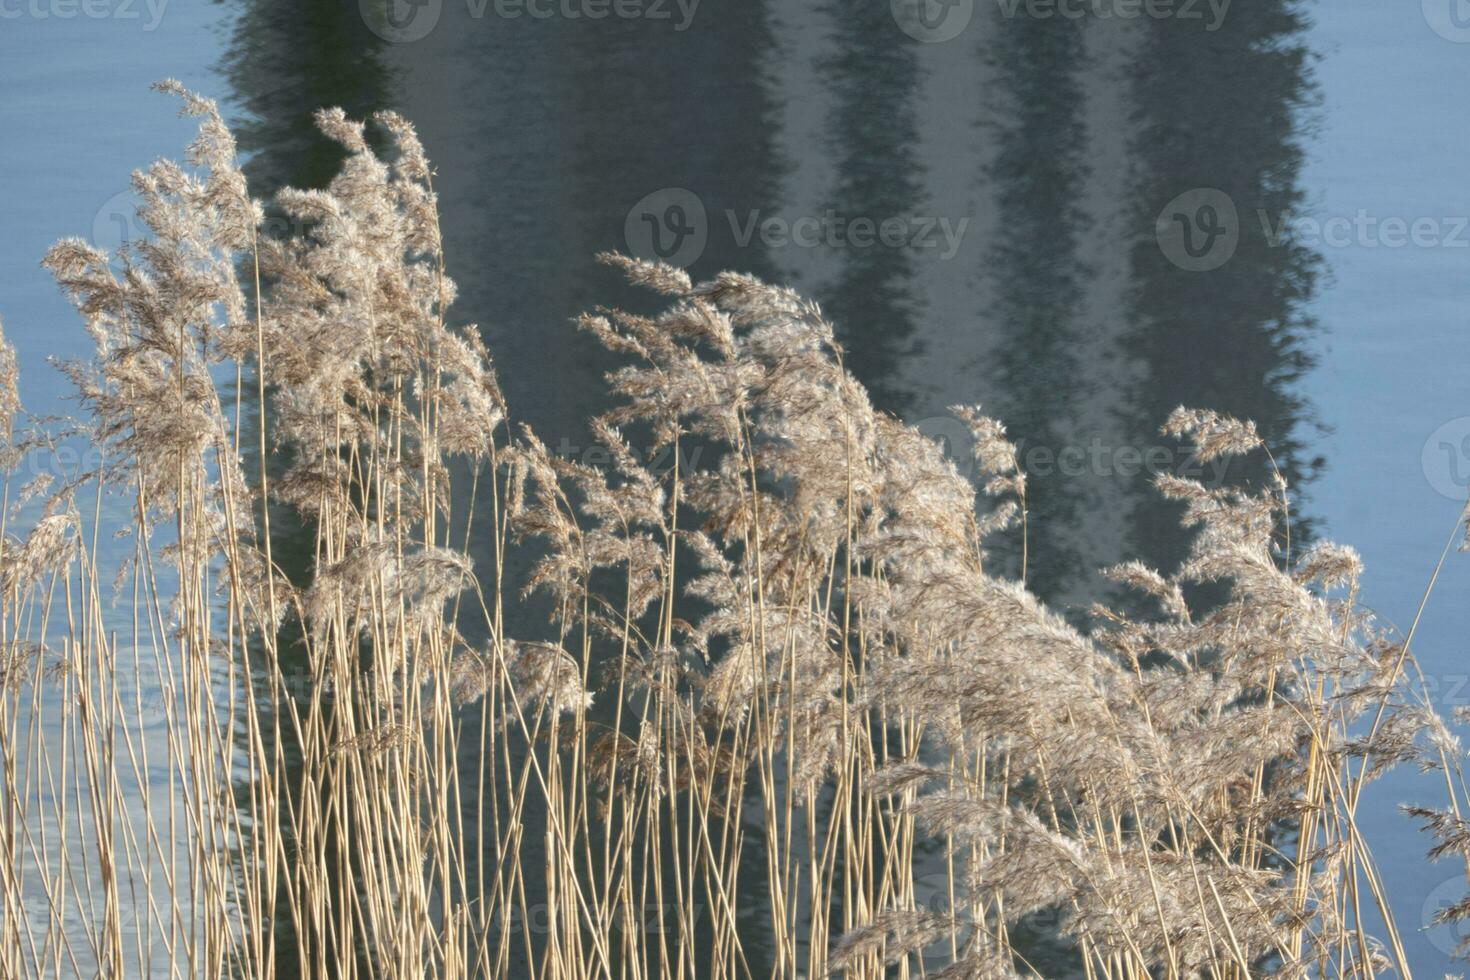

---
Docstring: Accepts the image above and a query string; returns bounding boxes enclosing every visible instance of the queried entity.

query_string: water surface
[3,0,1469,970]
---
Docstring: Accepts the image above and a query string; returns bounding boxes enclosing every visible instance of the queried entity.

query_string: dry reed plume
[2,85,1468,979]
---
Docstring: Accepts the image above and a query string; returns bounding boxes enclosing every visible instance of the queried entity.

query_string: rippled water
[3,0,1469,970]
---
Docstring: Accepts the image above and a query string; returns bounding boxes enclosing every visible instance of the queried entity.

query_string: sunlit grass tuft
[1,85,1466,979]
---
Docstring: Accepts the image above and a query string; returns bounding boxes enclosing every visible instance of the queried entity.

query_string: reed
[0,85,1463,979]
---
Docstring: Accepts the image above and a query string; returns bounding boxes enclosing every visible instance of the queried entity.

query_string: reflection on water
[218,7,399,975]
[817,0,925,412]
[1121,0,1324,589]
[219,0,1325,972]
[219,1,1323,611]
[978,4,1094,601]
[219,0,399,589]
[220,0,396,197]
[381,1,787,449]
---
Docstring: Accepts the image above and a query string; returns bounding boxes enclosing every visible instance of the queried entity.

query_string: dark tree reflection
[1122,2,1323,595]
[818,0,926,413]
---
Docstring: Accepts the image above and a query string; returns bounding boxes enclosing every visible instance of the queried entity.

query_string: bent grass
[1,86,1467,979]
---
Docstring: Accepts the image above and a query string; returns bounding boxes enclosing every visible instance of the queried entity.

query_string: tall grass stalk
[0,88,1462,979]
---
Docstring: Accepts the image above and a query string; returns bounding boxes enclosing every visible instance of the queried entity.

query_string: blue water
[1302,1,1470,966]
[2,0,1469,971]
[0,4,221,414]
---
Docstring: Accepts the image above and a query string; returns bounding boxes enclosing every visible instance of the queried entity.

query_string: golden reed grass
[2,84,1469,979]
